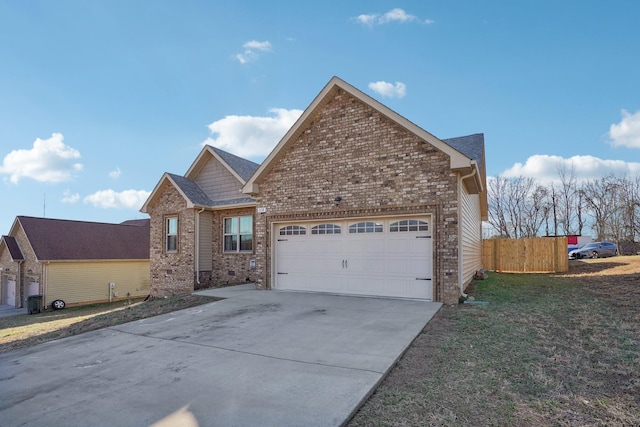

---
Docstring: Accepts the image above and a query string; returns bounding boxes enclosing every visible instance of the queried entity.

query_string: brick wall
[252,88,462,304]
[148,182,195,297]
[148,182,258,296]
[210,207,258,285]
[0,225,43,308]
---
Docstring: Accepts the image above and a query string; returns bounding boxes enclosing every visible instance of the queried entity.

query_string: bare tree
[555,164,581,235]
[582,175,622,240]
[487,175,541,238]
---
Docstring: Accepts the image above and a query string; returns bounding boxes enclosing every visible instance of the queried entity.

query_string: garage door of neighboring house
[274,216,433,300]
[2,277,16,307]
[27,281,39,297]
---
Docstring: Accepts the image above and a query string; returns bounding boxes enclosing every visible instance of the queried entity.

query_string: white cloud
[355,13,377,26]
[501,154,640,184]
[0,133,83,184]
[236,40,272,64]
[608,109,640,148]
[109,167,121,179]
[203,108,303,159]
[61,189,80,204]
[84,189,151,210]
[368,81,407,98]
[380,8,417,23]
[354,8,434,26]
[243,40,272,51]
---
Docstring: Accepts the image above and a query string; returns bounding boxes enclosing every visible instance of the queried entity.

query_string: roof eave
[196,201,258,211]
[140,173,193,213]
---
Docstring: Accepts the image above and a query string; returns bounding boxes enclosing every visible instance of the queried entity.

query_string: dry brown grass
[348,256,640,426]
[0,294,219,353]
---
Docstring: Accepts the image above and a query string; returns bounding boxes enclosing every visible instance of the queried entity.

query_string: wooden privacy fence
[482,237,569,273]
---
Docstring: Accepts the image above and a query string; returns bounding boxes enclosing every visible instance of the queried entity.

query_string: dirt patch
[561,256,640,309]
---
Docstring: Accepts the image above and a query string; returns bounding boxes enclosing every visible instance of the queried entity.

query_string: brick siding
[252,88,462,304]
[148,182,195,297]
[148,183,259,297]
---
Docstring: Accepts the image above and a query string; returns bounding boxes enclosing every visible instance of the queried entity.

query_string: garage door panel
[274,218,432,300]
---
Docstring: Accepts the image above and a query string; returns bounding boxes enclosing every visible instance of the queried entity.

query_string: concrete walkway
[0,285,441,427]
[0,304,27,317]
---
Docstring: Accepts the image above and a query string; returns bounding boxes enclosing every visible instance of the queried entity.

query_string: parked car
[568,242,618,259]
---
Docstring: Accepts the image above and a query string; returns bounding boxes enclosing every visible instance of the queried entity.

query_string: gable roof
[242,76,483,195]
[140,172,256,213]
[0,235,25,261]
[185,145,260,183]
[13,216,149,261]
[141,145,259,213]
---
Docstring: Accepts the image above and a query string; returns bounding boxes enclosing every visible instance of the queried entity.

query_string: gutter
[459,160,483,193]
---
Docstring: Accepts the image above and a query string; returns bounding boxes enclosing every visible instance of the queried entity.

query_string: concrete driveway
[0,285,441,427]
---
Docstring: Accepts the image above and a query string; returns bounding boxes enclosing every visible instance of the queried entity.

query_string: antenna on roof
[43,193,46,218]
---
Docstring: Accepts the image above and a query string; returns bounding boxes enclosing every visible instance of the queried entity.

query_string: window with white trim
[311,224,342,235]
[348,221,383,233]
[224,216,253,252]
[166,216,178,252]
[279,225,306,235]
[389,219,429,232]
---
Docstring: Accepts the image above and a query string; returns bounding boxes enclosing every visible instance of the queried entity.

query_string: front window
[166,217,178,252]
[224,216,253,252]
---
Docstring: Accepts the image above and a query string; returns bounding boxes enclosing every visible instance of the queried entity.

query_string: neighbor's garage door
[274,217,432,300]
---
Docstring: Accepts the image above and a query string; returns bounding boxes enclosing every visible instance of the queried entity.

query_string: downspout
[43,262,49,309]
[17,260,23,308]
[195,207,205,285]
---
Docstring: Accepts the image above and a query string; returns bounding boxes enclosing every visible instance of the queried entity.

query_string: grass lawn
[0,294,218,353]
[348,257,640,426]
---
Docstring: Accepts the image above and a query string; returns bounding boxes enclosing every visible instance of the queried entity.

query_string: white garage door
[274,217,432,300]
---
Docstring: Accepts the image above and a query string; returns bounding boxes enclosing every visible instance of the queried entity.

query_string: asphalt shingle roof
[442,133,485,172]
[17,216,149,261]
[210,146,260,181]
[1,235,24,261]
[167,173,215,207]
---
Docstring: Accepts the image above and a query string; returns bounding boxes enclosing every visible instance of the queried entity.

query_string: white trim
[243,76,473,195]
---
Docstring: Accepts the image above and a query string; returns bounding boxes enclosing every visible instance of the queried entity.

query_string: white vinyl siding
[198,211,213,271]
[460,181,483,290]
[46,261,150,305]
[194,158,244,202]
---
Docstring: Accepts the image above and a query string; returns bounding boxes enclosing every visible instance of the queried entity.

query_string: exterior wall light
[334,196,342,206]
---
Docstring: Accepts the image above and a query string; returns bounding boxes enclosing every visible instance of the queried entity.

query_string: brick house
[141,77,487,304]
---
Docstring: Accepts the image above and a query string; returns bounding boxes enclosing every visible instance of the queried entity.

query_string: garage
[274,216,433,300]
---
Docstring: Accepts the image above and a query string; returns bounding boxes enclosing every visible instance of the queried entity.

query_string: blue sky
[1,1,639,233]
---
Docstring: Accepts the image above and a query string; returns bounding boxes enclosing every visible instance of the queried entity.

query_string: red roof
[16,216,149,261]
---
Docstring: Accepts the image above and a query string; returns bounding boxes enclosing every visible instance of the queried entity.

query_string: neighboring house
[141,76,487,304]
[0,216,150,309]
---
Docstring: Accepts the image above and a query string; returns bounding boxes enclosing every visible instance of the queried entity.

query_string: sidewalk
[0,304,28,318]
